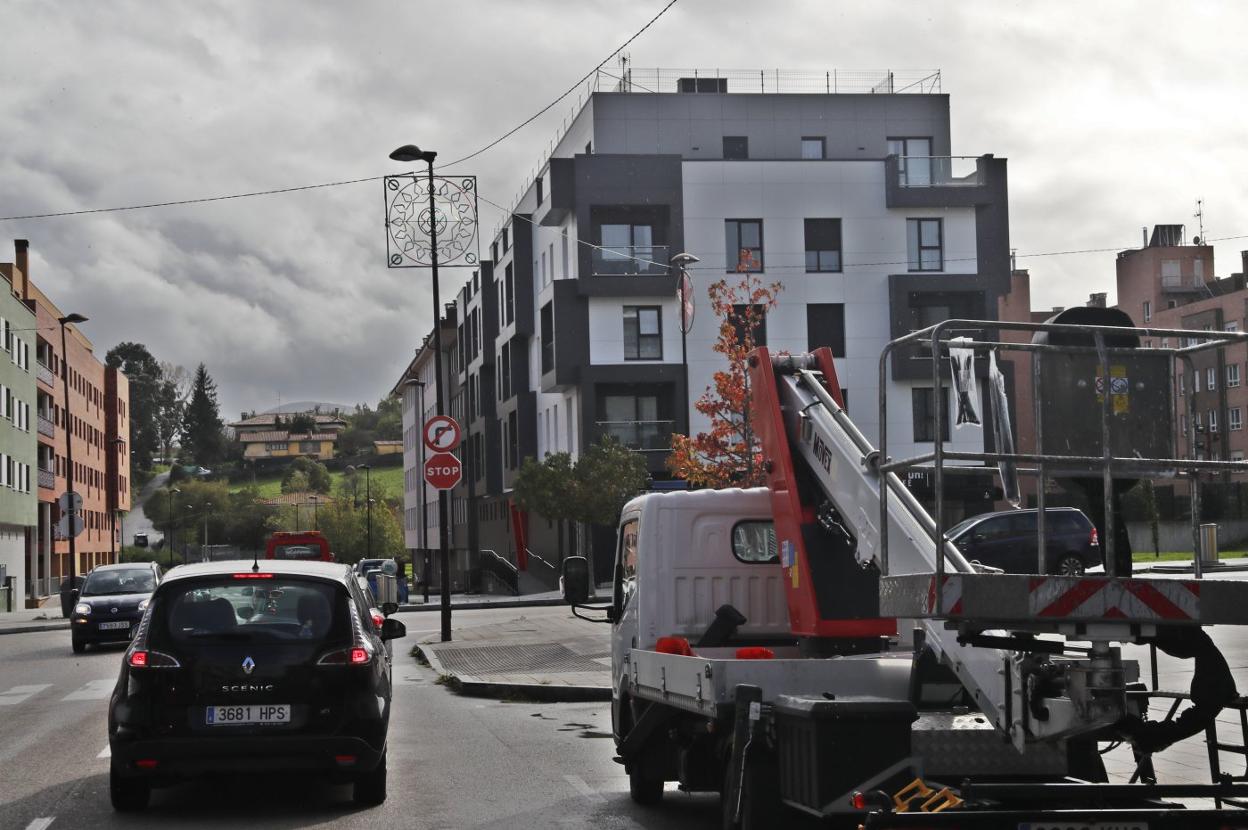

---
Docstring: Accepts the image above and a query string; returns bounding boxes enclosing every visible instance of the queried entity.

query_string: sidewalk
[413,605,611,702]
[0,605,70,636]
[1132,556,1248,575]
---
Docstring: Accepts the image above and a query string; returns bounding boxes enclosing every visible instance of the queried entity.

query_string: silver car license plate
[98,621,130,631]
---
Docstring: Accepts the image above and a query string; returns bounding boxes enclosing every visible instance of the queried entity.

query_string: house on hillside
[230,412,348,461]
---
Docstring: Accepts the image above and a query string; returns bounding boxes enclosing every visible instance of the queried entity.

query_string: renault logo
[242,656,256,675]
[111,607,119,614]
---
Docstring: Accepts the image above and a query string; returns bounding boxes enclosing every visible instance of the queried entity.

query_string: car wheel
[72,637,86,654]
[1055,554,1086,576]
[109,761,151,812]
[629,766,664,806]
[353,752,387,806]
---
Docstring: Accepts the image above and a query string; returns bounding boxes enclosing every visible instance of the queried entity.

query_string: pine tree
[180,363,224,466]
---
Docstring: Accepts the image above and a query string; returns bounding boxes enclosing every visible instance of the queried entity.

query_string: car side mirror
[380,601,399,617]
[380,618,406,641]
[561,556,591,605]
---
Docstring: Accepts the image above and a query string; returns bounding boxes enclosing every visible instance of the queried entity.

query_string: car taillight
[370,611,384,631]
[317,597,374,666]
[1090,527,1100,547]
[127,649,180,669]
[351,647,370,665]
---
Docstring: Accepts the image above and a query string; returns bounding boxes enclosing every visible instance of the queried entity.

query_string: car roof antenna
[251,549,260,573]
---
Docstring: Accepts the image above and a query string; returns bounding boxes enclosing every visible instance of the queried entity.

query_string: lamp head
[59,313,88,325]
[670,252,700,267]
[390,145,437,164]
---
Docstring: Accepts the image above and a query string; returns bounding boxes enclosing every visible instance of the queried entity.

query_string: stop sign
[424,451,463,490]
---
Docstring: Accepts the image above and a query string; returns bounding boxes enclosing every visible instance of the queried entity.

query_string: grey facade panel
[541,280,588,392]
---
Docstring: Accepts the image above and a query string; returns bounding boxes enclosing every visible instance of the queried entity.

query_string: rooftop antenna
[1194,198,1206,245]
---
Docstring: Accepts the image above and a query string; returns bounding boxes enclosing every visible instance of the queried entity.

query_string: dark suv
[947,507,1100,575]
[71,562,162,653]
[107,560,406,811]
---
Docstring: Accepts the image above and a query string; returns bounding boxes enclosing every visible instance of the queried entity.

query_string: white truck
[560,312,1248,829]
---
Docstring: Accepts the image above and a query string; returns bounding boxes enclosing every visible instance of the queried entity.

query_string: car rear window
[152,576,349,645]
[1050,512,1090,533]
[270,544,323,560]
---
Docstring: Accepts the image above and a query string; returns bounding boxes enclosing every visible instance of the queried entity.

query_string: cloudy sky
[2,0,1246,418]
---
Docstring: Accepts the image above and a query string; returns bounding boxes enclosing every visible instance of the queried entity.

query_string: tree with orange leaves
[667,249,782,488]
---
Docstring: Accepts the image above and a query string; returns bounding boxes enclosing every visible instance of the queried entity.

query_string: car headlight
[74,603,92,615]
[138,598,150,612]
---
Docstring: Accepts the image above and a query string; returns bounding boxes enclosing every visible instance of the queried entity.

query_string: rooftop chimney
[1087,292,1107,308]
[14,239,29,299]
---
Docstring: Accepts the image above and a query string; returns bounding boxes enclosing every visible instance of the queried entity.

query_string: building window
[806,304,845,357]
[507,410,519,469]
[623,306,662,360]
[502,227,510,252]
[912,387,951,443]
[561,230,569,278]
[907,219,943,271]
[499,341,512,400]
[725,219,763,272]
[299,441,318,454]
[1232,408,1243,432]
[1207,367,1217,391]
[1233,450,1245,462]
[1178,372,1185,395]
[1209,409,1218,433]
[1226,321,1239,332]
[732,304,767,347]
[504,264,515,325]
[723,136,749,160]
[1143,300,1152,323]
[599,223,655,271]
[887,137,932,185]
[540,303,554,374]
[800,137,826,159]
[536,176,544,204]
[804,219,843,272]
[1229,364,1241,388]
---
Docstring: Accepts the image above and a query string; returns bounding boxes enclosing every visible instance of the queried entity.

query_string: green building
[0,264,37,610]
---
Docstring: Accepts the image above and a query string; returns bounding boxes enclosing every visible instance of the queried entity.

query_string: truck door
[611,516,640,739]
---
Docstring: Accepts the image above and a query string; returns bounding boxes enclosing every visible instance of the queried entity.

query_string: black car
[947,507,1100,575]
[107,560,406,811]
[71,563,162,653]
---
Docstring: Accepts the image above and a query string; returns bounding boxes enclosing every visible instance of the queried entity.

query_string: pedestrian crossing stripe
[0,684,51,706]
[61,679,114,702]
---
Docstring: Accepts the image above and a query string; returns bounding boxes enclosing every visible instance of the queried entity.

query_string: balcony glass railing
[36,362,55,387]
[596,420,674,452]
[590,245,670,276]
[897,156,982,188]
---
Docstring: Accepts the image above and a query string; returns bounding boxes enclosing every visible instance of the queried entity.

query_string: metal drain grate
[433,643,606,676]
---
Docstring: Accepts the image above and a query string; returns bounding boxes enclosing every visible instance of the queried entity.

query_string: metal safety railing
[877,319,1248,614]
[601,68,943,96]
[478,548,519,595]
[590,245,670,276]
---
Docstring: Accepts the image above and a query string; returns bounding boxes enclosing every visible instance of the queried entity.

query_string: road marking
[25,818,55,830]
[0,684,52,706]
[61,679,113,702]
[563,774,605,803]
[97,744,111,759]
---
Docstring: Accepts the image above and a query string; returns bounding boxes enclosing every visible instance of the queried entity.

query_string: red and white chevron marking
[1028,577,1200,621]
[926,575,964,616]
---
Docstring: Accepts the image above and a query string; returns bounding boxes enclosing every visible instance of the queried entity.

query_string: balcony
[37,361,54,388]
[894,156,982,188]
[38,468,55,490]
[590,245,670,277]
[37,415,55,438]
[596,420,674,452]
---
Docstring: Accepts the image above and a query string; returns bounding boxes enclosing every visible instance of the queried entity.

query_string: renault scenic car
[106,560,406,811]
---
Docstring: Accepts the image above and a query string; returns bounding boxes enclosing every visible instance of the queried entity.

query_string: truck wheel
[1055,554,1085,576]
[109,761,150,812]
[628,766,664,805]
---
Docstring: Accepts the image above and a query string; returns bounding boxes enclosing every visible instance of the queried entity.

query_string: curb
[0,622,70,636]
[397,598,567,613]
[411,643,610,703]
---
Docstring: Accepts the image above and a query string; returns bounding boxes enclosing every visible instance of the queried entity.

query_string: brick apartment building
[3,240,131,600]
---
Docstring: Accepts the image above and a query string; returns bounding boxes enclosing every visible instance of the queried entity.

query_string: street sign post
[423,415,462,453]
[424,452,463,491]
[56,491,85,538]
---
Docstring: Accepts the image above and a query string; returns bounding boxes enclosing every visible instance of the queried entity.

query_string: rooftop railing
[601,68,942,95]
[896,156,983,188]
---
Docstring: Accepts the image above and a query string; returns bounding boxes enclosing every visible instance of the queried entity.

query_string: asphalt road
[0,607,720,830]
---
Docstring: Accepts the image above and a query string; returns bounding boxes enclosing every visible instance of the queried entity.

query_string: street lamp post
[309,495,320,530]
[359,464,372,559]
[203,501,212,552]
[390,143,452,642]
[58,313,87,584]
[165,486,181,569]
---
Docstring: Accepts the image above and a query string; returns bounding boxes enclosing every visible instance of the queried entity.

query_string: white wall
[587,297,682,366]
[679,159,978,451]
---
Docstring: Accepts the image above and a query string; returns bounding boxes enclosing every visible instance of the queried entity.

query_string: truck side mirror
[561,556,591,605]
